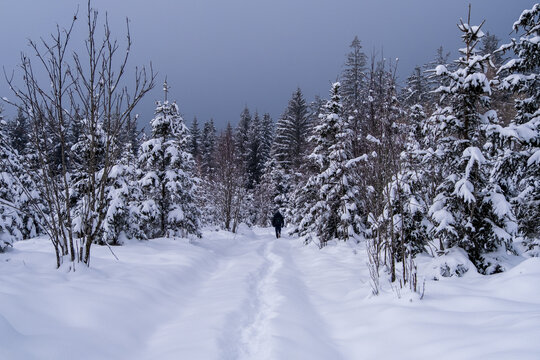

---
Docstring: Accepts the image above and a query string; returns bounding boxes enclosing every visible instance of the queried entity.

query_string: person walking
[271,210,284,238]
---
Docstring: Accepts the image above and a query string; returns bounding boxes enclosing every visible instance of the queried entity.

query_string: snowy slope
[1,227,540,360]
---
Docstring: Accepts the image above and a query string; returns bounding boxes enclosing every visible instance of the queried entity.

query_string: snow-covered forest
[1,2,539,359]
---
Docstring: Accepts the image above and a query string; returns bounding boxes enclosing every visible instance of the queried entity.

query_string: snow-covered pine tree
[402,66,431,109]
[0,114,42,251]
[138,94,201,239]
[428,12,516,272]
[493,4,540,254]
[294,82,361,246]
[200,119,216,178]
[270,88,310,219]
[102,142,144,244]
[386,105,433,260]
[70,118,108,242]
[340,36,367,157]
[7,108,30,156]
[246,111,263,189]
[259,113,274,167]
[341,36,367,112]
[235,107,252,183]
[273,88,310,171]
[189,116,201,165]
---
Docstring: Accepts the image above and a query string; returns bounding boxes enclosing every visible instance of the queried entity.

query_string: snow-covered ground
[1,226,540,360]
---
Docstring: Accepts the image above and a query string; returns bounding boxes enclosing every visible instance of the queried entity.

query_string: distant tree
[273,88,310,171]
[200,119,217,178]
[402,65,430,108]
[246,111,263,189]
[235,106,252,180]
[341,36,368,156]
[259,113,274,168]
[7,108,29,155]
[211,123,246,231]
[189,116,201,164]
[341,36,367,109]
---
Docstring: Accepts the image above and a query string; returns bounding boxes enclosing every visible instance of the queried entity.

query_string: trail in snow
[140,228,342,360]
[2,227,540,359]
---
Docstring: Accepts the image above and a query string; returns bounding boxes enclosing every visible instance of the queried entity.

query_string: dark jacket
[271,212,284,228]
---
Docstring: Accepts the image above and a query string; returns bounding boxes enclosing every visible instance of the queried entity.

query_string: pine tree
[0,115,42,251]
[189,116,201,164]
[427,12,516,272]
[273,88,310,171]
[102,143,144,244]
[200,119,217,178]
[341,36,367,112]
[246,111,263,189]
[493,4,540,254]
[294,83,361,246]
[138,96,201,239]
[235,106,252,179]
[259,113,274,168]
[8,108,30,155]
[402,65,430,108]
[341,36,368,157]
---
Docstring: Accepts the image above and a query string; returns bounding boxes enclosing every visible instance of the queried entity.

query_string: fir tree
[427,13,516,272]
[189,116,201,163]
[235,106,252,178]
[200,119,217,178]
[294,83,361,246]
[246,111,262,189]
[138,96,201,239]
[493,4,540,254]
[102,143,144,244]
[8,108,29,155]
[273,88,310,171]
[341,36,367,112]
[0,116,42,251]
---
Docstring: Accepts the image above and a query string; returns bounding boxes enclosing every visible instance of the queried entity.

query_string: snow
[435,64,447,76]
[1,228,540,359]
[527,148,540,166]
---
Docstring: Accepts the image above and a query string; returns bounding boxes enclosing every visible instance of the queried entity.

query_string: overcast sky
[0,0,536,129]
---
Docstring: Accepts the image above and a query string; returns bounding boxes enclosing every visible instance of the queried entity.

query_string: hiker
[271,210,284,238]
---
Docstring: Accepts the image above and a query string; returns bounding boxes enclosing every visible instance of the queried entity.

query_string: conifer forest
[0,2,539,359]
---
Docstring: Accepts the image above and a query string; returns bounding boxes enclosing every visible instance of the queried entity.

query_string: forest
[0,2,539,295]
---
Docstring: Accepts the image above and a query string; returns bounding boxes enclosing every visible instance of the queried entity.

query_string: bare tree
[5,2,154,268]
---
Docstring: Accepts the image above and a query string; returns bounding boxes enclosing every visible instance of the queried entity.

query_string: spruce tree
[427,13,516,272]
[294,83,361,246]
[138,95,201,239]
[246,111,263,189]
[189,116,201,164]
[273,88,310,171]
[8,108,29,155]
[0,115,42,251]
[493,4,540,254]
[200,119,217,178]
[235,106,252,179]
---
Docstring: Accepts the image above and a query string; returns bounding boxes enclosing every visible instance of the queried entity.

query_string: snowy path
[2,227,540,359]
[139,229,343,360]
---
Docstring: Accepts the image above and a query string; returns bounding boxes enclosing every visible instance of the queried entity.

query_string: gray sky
[0,0,536,130]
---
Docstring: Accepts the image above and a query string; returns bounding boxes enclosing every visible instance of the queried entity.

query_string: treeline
[1,4,539,283]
